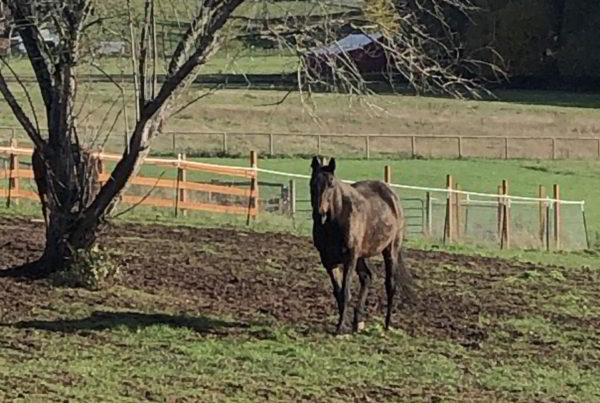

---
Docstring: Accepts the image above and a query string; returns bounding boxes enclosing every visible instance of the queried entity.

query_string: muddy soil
[0,215,575,347]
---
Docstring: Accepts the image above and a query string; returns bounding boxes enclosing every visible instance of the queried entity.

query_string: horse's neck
[329,182,355,219]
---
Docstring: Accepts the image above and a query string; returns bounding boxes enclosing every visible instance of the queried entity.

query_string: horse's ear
[311,156,321,170]
[327,158,336,173]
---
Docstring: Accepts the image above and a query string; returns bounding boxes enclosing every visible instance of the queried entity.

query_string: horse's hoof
[352,320,365,332]
[335,326,349,336]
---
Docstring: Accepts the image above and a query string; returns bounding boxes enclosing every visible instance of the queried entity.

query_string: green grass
[4,50,298,77]
[179,156,596,245]
[2,157,600,402]
[0,316,469,402]
[1,244,599,402]
[4,155,600,271]
[2,155,598,251]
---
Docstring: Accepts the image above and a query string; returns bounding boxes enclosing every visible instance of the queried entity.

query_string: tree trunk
[38,208,100,274]
[27,143,103,277]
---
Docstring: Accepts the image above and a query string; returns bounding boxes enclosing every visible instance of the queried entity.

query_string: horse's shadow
[7,310,249,335]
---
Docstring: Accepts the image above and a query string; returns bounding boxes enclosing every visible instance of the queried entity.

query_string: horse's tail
[396,246,417,305]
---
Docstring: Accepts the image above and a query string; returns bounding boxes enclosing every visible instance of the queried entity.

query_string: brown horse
[310,156,414,334]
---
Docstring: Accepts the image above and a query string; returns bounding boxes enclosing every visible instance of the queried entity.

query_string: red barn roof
[305,33,387,76]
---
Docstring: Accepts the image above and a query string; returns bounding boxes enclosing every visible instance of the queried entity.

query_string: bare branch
[138,0,153,112]
[109,170,166,219]
[86,0,246,220]
[5,1,55,112]
[169,83,224,118]
[0,69,44,150]
[0,55,42,136]
[257,88,293,107]
[126,0,141,121]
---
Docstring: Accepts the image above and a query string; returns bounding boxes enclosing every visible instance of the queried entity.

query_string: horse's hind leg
[353,258,372,332]
[396,247,416,304]
[382,246,397,330]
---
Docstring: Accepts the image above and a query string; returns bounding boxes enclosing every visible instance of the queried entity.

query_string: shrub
[51,246,121,290]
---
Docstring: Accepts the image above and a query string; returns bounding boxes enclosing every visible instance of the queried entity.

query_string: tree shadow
[0,260,46,280]
[7,310,250,335]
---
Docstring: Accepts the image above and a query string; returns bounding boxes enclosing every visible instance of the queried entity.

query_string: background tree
[0,0,494,277]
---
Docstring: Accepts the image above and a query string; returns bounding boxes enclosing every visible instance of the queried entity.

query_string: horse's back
[352,180,402,220]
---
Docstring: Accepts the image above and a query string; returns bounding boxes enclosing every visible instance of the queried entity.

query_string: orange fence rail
[0,143,258,217]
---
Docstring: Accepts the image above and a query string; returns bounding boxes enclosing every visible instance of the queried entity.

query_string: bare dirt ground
[1,215,593,347]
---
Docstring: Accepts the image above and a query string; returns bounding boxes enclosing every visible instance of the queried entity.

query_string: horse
[310,156,414,334]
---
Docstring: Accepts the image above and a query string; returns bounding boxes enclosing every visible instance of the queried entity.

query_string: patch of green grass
[2,302,599,402]
[545,291,598,319]
[4,154,600,267]
[2,197,600,402]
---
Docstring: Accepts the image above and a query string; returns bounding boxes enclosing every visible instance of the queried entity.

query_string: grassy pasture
[2,156,598,249]
[1,215,600,403]
[0,81,599,158]
[1,5,599,401]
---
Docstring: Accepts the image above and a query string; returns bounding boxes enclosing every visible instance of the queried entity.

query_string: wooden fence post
[8,138,19,206]
[177,153,187,217]
[546,196,551,252]
[444,174,453,244]
[172,132,176,154]
[365,135,370,159]
[454,183,461,239]
[222,132,228,154]
[538,185,546,248]
[501,179,510,249]
[411,136,416,158]
[457,136,463,159]
[463,193,470,236]
[289,179,296,217]
[552,138,557,160]
[504,137,509,159]
[497,185,503,237]
[426,191,432,236]
[269,133,274,156]
[247,150,258,224]
[384,165,391,184]
[317,135,322,155]
[553,184,560,249]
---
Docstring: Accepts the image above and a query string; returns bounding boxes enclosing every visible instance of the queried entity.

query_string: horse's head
[310,156,337,224]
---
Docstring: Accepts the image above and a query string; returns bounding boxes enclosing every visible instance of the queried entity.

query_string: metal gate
[401,197,425,235]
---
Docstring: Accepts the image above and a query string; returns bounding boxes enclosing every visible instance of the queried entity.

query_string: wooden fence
[4,127,600,160]
[0,143,259,218]
[164,132,600,160]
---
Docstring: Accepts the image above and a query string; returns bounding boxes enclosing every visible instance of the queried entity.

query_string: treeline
[460,0,600,88]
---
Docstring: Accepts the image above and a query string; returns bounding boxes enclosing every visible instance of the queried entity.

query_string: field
[2,41,600,402]
[1,73,599,145]
[1,215,599,402]
[2,155,597,249]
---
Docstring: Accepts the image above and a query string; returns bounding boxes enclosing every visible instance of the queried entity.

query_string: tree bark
[28,141,102,276]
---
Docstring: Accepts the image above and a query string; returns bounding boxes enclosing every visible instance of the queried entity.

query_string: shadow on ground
[6,310,250,335]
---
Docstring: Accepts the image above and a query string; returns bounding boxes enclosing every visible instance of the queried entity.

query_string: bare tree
[0,0,497,277]
[0,0,248,276]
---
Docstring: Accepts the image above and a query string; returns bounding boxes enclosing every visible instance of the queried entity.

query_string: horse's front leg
[326,266,342,317]
[336,250,357,335]
[353,258,372,332]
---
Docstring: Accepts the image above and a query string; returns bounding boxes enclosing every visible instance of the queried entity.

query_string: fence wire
[253,167,588,250]
[0,146,589,250]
